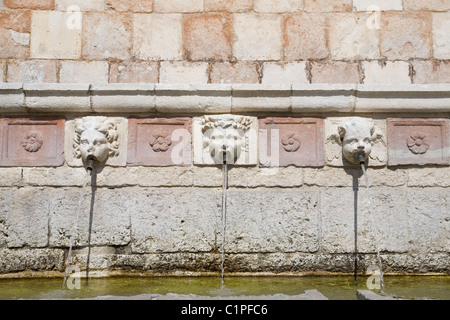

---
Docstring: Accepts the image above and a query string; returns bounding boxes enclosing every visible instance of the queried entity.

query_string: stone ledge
[0,83,449,114]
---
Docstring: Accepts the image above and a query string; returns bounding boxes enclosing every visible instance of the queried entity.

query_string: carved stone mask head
[338,117,375,164]
[73,116,120,166]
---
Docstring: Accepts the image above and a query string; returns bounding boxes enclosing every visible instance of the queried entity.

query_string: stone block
[59,60,109,83]
[412,60,450,84]
[0,60,4,82]
[4,0,54,9]
[154,0,203,12]
[362,61,411,84]
[22,166,87,186]
[0,248,64,273]
[324,117,387,167]
[204,0,253,12]
[225,189,319,253]
[6,60,57,83]
[193,114,258,165]
[329,13,380,60]
[133,13,182,60]
[321,188,408,254]
[82,12,132,60]
[1,187,51,248]
[0,10,30,59]
[55,0,105,11]
[30,10,81,59]
[159,61,208,84]
[210,62,259,84]
[183,13,232,61]
[380,12,432,60]
[227,166,303,187]
[127,117,192,166]
[311,62,360,84]
[233,14,282,60]
[106,0,152,12]
[261,62,308,85]
[407,167,450,187]
[254,0,303,12]
[304,0,352,12]
[0,117,65,167]
[387,118,450,166]
[129,188,221,253]
[109,61,159,83]
[0,83,25,113]
[91,83,156,113]
[0,168,22,186]
[155,84,231,113]
[259,117,324,167]
[49,187,131,247]
[404,0,450,11]
[433,13,450,60]
[232,84,291,112]
[353,0,403,11]
[283,13,328,61]
[407,188,450,252]
[24,83,90,113]
[65,116,128,167]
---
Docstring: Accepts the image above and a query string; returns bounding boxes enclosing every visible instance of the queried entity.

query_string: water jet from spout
[221,152,228,289]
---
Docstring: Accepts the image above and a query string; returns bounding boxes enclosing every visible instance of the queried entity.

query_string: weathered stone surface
[311,62,360,84]
[329,13,380,60]
[404,0,450,11]
[380,12,432,60]
[127,117,191,166]
[183,13,232,61]
[432,13,450,60]
[22,166,86,187]
[228,167,303,187]
[0,10,30,59]
[210,62,259,84]
[59,60,109,83]
[0,168,22,186]
[106,0,153,12]
[159,61,208,84]
[0,117,65,167]
[154,0,203,13]
[232,84,291,112]
[320,188,408,254]
[130,188,221,253]
[387,118,450,166]
[6,60,57,83]
[407,167,450,187]
[261,62,308,84]
[254,0,303,12]
[55,0,105,11]
[30,10,81,59]
[407,188,450,253]
[0,60,4,82]
[204,0,252,12]
[304,0,352,12]
[233,14,281,60]
[1,187,51,248]
[283,13,328,61]
[4,0,54,9]
[225,189,319,253]
[0,248,64,273]
[133,13,182,60]
[49,187,131,247]
[291,84,356,112]
[259,117,324,167]
[109,61,159,83]
[412,60,450,84]
[82,12,132,60]
[362,61,411,84]
[353,0,403,11]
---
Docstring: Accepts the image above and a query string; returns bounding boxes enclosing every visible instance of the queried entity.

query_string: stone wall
[0,0,449,277]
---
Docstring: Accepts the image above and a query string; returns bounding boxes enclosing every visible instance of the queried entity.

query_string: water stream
[221,160,228,289]
[360,163,385,293]
[63,166,92,287]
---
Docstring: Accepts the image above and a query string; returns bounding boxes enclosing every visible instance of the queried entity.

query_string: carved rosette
[22,131,44,153]
[281,131,301,152]
[406,131,429,155]
[149,131,172,152]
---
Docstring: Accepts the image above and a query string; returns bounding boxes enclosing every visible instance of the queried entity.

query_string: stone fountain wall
[0,1,449,276]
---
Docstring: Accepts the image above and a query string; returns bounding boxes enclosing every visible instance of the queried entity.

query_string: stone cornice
[0,83,449,115]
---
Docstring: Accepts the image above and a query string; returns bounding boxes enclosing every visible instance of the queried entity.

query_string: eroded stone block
[0,117,64,167]
[387,118,450,166]
[127,117,191,166]
[259,117,324,167]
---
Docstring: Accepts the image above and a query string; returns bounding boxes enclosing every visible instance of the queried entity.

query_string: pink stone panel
[259,117,324,167]
[387,118,450,166]
[0,117,65,167]
[128,117,192,166]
